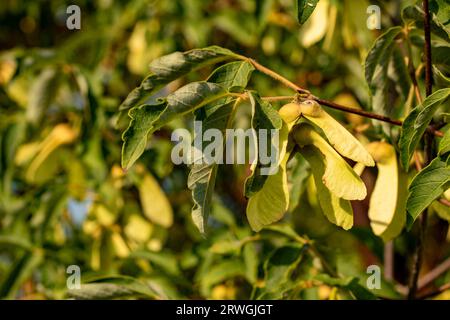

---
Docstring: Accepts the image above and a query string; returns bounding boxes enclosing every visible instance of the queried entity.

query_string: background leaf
[406,156,450,228]
[67,276,159,300]
[439,129,450,155]
[297,0,320,25]
[402,5,450,42]
[26,68,60,125]
[399,88,450,170]
[138,172,173,228]
[364,27,402,132]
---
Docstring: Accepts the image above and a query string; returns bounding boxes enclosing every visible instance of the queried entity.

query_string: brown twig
[408,0,434,300]
[417,282,450,299]
[262,95,294,102]
[418,257,450,290]
[384,242,394,281]
[413,151,423,171]
[423,0,433,96]
[407,212,428,299]
[314,97,402,126]
[316,97,443,137]
[242,56,444,137]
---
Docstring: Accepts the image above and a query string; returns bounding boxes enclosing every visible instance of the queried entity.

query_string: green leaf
[36,189,67,243]
[118,46,238,121]
[432,45,450,66]
[244,91,283,198]
[188,61,254,233]
[121,101,167,170]
[439,129,450,155]
[297,0,320,25]
[246,124,290,232]
[213,12,258,47]
[433,65,450,88]
[26,68,61,125]
[364,27,402,131]
[243,242,259,284]
[399,88,450,170]
[0,235,33,251]
[261,224,307,243]
[128,250,180,277]
[255,0,274,30]
[288,153,310,210]
[406,155,450,228]
[403,5,450,42]
[262,244,305,291]
[0,249,43,299]
[315,274,377,300]
[432,200,450,222]
[199,260,245,296]
[121,82,227,169]
[365,27,402,89]
[2,123,26,166]
[391,47,411,101]
[187,102,233,234]
[430,0,450,25]
[155,82,228,126]
[206,60,254,93]
[67,276,158,300]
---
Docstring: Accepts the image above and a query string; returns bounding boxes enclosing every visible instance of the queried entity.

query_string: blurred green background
[0,0,449,300]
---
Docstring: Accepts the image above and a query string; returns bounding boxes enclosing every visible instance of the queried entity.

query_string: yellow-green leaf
[299,100,374,166]
[24,124,77,183]
[298,145,354,230]
[124,214,154,243]
[138,172,173,228]
[294,123,367,200]
[111,232,130,258]
[367,142,406,241]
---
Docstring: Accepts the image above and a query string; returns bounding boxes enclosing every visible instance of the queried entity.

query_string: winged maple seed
[246,100,375,231]
[366,142,406,241]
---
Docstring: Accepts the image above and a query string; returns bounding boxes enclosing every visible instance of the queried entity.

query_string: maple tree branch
[418,257,450,290]
[408,0,434,300]
[243,56,443,137]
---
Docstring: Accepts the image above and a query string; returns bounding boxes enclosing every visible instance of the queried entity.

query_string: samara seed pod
[444,188,450,201]
[298,100,322,117]
[293,123,367,201]
[367,141,406,241]
[299,100,374,167]
[278,102,302,124]
[300,145,354,230]
[366,141,395,164]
